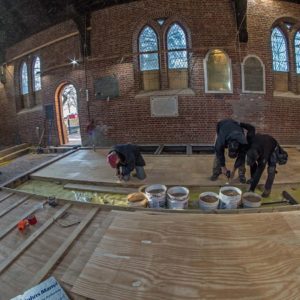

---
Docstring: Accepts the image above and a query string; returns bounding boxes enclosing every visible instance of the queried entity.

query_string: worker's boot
[239,175,246,184]
[210,173,220,181]
[261,189,271,198]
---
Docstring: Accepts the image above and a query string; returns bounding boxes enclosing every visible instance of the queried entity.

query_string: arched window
[33,56,41,91]
[271,27,288,72]
[139,26,159,71]
[295,31,300,74]
[167,23,188,69]
[204,49,232,93]
[167,23,188,89]
[242,55,265,93]
[20,62,29,95]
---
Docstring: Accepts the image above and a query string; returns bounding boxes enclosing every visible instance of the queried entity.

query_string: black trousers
[249,152,277,192]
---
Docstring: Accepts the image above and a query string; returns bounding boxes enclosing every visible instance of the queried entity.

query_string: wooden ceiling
[0,0,138,62]
[0,0,299,63]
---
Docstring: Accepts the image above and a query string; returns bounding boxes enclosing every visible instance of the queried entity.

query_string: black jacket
[111,144,145,176]
[249,134,278,163]
[215,119,255,168]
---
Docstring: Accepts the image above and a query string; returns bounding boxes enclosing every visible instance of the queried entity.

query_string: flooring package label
[11,276,69,300]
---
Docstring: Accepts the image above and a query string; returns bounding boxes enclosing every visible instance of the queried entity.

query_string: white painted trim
[273,91,300,99]
[203,49,233,94]
[241,55,266,94]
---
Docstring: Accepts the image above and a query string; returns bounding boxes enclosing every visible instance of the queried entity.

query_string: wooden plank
[0,196,29,218]
[0,144,30,158]
[61,211,116,286]
[186,144,192,155]
[1,148,78,188]
[0,148,30,164]
[28,206,99,287]
[0,192,14,203]
[64,183,137,194]
[72,211,300,300]
[0,200,47,241]
[154,144,164,155]
[0,203,71,274]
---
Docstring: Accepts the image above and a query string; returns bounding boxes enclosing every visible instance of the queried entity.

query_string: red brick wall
[0,0,300,146]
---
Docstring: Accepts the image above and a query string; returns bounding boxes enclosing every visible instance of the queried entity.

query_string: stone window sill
[135,88,195,99]
[273,91,300,99]
[17,104,43,115]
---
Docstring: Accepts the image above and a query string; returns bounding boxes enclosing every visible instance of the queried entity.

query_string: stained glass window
[295,31,300,74]
[139,26,159,71]
[271,27,288,72]
[33,56,41,91]
[167,23,188,69]
[21,62,29,95]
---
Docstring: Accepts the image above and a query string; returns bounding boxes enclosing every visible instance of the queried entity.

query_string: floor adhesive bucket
[242,192,262,208]
[219,186,242,209]
[199,192,219,211]
[145,184,167,208]
[167,186,189,209]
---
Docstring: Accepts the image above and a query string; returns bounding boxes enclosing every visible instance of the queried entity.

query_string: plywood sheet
[61,211,116,286]
[72,211,300,300]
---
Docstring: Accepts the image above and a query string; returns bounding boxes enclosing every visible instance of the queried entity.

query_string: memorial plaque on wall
[94,76,119,100]
[150,95,178,117]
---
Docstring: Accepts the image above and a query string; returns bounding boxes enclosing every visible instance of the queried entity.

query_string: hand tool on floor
[17,214,38,232]
[262,191,298,206]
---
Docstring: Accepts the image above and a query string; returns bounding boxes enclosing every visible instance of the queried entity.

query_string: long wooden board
[64,183,137,194]
[0,204,71,274]
[0,196,29,218]
[71,211,300,300]
[61,211,116,285]
[0,200,47,241]
[28,206,99,287]
[0,193,14,203]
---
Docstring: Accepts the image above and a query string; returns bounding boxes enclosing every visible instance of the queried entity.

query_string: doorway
[55,83,81,145]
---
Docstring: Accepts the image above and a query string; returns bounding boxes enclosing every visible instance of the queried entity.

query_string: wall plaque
[150,95,178,117]
[94,76,119,100]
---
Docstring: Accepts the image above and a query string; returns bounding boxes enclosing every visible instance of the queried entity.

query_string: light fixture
[69,57,79,66]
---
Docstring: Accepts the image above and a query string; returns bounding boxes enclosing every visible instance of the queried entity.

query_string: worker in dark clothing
[247,134,288,197]
[246,134,288,197]
[107,144,146,181]
[210,119,255,183]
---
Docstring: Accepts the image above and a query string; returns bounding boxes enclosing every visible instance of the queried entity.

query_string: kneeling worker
[211,119,255,183]
[107,144,146,181]
[246,134,288,197]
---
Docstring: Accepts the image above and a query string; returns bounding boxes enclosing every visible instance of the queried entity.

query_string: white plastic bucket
[167,186,189,209]
[219,186,242,209]
[242,192,262,208]
[199,192,219,211]
[145,184,167,208]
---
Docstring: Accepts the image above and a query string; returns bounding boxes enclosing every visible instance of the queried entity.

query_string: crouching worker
[107,144,146,181]
[246,134,288,197]
[211,119,255,183]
